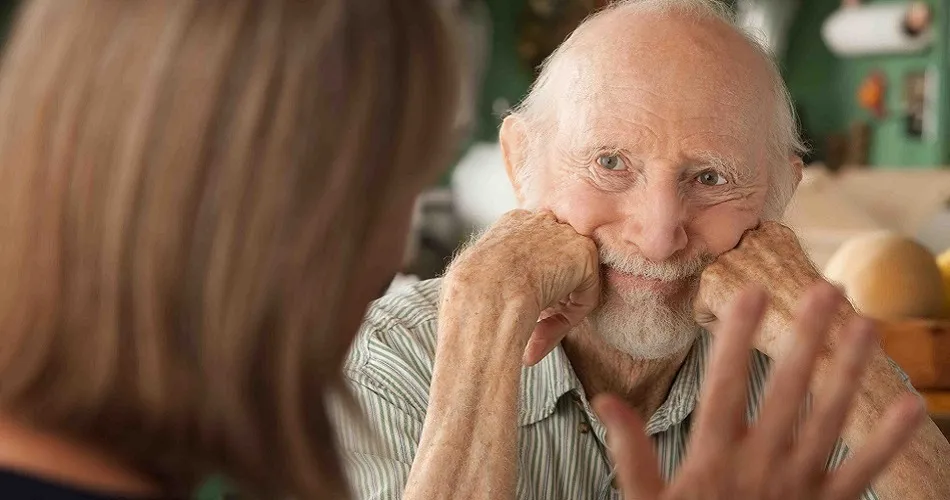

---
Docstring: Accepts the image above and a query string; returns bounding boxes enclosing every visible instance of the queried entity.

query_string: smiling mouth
[602,266,687,294]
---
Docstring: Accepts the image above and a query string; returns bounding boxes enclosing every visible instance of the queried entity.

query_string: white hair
[511,0,806,219]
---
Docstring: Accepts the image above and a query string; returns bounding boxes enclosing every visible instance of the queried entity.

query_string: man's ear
[499,114,528,204]
[789,154,804,186]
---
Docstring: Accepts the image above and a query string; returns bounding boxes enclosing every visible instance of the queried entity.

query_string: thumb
[693,309,718,332]
[692,286,719,331]
[523,279,600,366]
[523,313,572,366]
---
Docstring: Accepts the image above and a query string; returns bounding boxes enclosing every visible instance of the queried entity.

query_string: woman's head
[0,0,458,497]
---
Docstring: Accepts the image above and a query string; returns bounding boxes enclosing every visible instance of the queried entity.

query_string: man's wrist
[426,283,535,421]
[442,269,532,304]
[757,276,850,360]
[440,272,539,340]
[437,298,537,360]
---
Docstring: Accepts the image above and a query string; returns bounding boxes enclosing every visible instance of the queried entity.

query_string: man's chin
[588,288,701,359]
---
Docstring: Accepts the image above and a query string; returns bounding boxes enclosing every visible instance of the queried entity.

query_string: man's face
[512,16,776,358]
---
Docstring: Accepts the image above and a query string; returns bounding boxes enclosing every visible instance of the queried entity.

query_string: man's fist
[694,221,832,360]
[443,210,601,365]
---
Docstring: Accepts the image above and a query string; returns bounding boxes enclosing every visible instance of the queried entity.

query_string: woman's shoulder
[0,468,165,500]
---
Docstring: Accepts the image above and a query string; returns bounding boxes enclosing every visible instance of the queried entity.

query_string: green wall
[472,0,533,142]
[472,0,950,168]
[439,0,531,185]
[784,0,949,167]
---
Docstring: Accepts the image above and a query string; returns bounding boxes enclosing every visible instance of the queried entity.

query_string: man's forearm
[803,303,950,499]
[767,295,950,499]
[403,294,533,500]
[834,350,950,500]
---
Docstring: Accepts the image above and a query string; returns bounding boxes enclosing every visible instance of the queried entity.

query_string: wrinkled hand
[595,285,925,500]
[445,210,600,365]
[695,221,828,360]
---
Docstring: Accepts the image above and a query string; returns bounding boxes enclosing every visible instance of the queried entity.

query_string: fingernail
[522,340,537,366]
[523,350,538,367]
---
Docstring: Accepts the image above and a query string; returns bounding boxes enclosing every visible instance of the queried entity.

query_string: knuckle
[500,209,531,226]
[778,228,798,243]
[774,221,794,233]
[532,209,557,225]
[762,220,796,239]
[701,259,728,280]
[581,237,598,257]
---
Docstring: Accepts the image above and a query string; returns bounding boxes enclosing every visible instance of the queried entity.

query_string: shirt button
[578,422,591,434]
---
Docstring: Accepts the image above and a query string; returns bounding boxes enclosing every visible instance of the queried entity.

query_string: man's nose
[621,184,688,262]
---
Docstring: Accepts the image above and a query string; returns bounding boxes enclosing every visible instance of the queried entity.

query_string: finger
[525,278,600,366]
[793,316,877,479]
[820,394,925,500]
[593,394,664,500]
[747,284,842,462]
[692,287,767,449]
[523,313,572,366]
[558,274,600,325]
[538,305,560,322]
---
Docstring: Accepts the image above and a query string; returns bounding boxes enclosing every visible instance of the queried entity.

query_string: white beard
[589,246,713,359]
[589,281,701,359]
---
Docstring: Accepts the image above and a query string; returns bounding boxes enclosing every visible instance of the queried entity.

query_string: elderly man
[334,1,950,498]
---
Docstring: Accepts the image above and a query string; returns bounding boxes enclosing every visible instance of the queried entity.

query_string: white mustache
[598,247,713,282]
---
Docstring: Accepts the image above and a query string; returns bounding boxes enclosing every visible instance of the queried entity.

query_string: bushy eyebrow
[688,151,757,185]
[571,141,759,186]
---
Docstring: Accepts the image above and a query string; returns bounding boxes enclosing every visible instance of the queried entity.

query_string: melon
[938,248,950,309]
[824,232,948,320]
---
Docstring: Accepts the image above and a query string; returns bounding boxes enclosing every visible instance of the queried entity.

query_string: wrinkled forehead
[549,13,776,161]
[555,71,772,160]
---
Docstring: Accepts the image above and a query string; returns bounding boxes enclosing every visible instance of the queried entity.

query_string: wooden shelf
[924,391,950,441]
[923,390,950,414]
[879,319,950,390]
[877,320,950,440]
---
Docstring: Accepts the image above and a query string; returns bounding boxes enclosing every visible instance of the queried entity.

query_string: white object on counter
[737,0,799,58]
[450,142,518,231]
[386,274,419,296]
[822,3,932,57]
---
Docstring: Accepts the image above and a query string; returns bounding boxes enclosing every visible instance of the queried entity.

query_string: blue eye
[596,154,626,171]
[696,170,727,186]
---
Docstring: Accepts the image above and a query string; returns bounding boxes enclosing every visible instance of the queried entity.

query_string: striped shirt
[334,279,887,499]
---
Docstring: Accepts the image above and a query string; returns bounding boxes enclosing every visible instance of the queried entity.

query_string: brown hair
[0,0,458,498]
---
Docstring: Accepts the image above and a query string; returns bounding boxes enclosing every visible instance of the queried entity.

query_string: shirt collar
[517,331,711,435]
[518,343,582,425]
[644,332,709,434]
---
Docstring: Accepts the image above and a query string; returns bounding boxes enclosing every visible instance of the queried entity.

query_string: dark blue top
[0,469,161,500]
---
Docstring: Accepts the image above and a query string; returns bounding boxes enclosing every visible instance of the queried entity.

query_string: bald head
[509,0,803,218]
